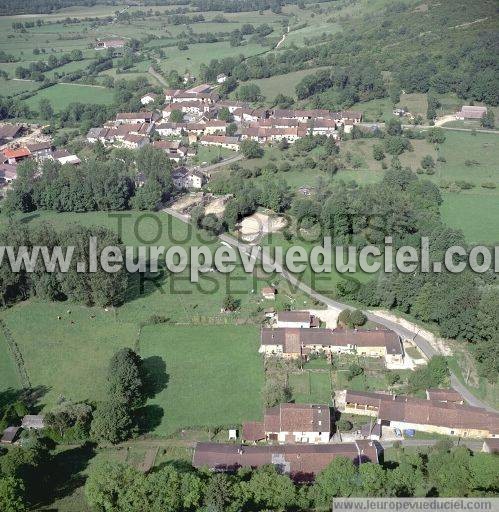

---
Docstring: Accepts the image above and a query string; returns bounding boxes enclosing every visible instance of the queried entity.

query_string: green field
[0,330,21,392]
[0,78,40,97]
[139,324,264,435]
[25,83,114,111]
[441,194,499,244]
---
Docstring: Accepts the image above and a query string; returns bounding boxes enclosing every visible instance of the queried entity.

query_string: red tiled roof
[3,148,30,159]
[242,421,265,441]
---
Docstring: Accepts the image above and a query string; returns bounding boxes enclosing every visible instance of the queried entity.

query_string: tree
[226,122,237,136]
[90,401,133,444]
[38,98,53,121]
[248,465,296,510]
[85,461,146,511]
[240,139,263,159]
[107,348,144,408]
[481,110,495,128]
[426,127,446,144]
[386,118,402,135]
[235,83,261,102]
[421,155,435,170]
[0,477,26,512]
[347,363,364,381]
[263,378,291,407]
[349,309,367,327]
[222,294,240,311]
[169,109,183,123]
[204,473,234,512]
[313,456,357,506]
[359,463,388,496]
[372,144,385,161]
[218,107,232,122]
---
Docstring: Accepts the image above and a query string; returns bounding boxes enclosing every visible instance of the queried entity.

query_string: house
[155,123,185,137]
[0,163,17,187]
[86,127,105,143]
[261,286,276,300]
[140,93,158,106]
[343,390,499,439]
[259,327,404,365]
[115,112,153,125]
[199,135,240,151]
[217,100,251,113]
[21,414,45,430]
[121,134,149,149]
[482,439,499,454]
[3,147,30,165]
[95,38,126,49]
[26,141,53,160]
[456,106,487,120]
[216,73,228,83]
[1,426,21,444]
[0,124,23,143]
[51,149,81,165]
[425,388,464,404]
[310,118,337,137]
[276,311,318,329]
[152,140,181,153]
[192,440,378,481]
[242,403,331,444]
[340,111,362,124]
[186,83,213,94]
[202,120,227,135]
[171,167,205,189]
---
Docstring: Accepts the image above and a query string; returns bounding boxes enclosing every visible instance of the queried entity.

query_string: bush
[481,182,497,189]
[336,419,353,431]
[347,363,363,381]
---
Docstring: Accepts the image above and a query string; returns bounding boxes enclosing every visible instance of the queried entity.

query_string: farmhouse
[343,390,499,439]
[261,286,276,300]
[192,440,379,480]
[217,100,251,113]
[115,112,153,125]
[0,163,17,186]
[22,414,45,430]
[483,439,499,454]
[276,311,318,328]
[121,134,149,149]
[95,38,126,49]
[3,147,30,164]
[155,122,185,137]
[140,93,158,105]
[259,327,404,365]
[242,403,331,444]
[51,149,81,165]
[199,135,240,150]
[0,123,23,143]
[172,167,205,189]
[26,141,53,160]
[1,426,21,444]
[456,106,487,120]
[425,388,464,404]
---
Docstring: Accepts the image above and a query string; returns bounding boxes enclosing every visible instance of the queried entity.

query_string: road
[148,65,168,87]
[360,121,499,135]
[380,439,483,451]
[160,210,497,413]
[200,153,244,172]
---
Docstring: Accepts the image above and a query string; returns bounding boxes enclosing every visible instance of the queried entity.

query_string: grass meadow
[139,324,264,435]
[25,83,115,111]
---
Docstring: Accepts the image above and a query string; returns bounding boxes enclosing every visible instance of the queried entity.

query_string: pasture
[25,83,114,111]
[139,324,264,435]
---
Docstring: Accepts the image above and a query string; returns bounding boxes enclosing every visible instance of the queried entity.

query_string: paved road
[159,212,497,414]
[360,121,499,135]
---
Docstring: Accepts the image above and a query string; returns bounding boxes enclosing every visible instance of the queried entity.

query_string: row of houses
[192,440,378,481]
[259,326,404,366]
[343,390,499,439]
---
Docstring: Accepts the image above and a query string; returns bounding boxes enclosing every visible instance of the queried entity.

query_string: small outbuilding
[21,414,45,430]
[1,426,22,444]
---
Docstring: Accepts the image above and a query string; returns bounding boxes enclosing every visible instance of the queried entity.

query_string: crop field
[25,83,114,111]
[139,324,264,435]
